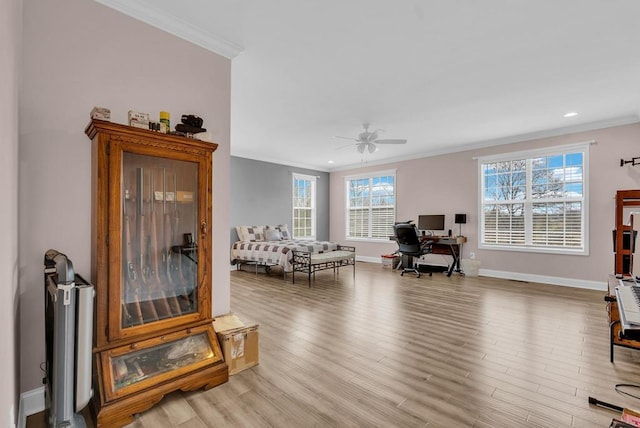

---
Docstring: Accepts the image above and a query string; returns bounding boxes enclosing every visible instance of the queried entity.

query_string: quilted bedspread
[231,239,338,272]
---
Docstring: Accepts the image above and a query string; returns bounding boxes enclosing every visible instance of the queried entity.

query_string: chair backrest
[393,223,421,254]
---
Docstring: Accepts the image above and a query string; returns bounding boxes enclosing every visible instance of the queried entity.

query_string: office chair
[393,222,434,278]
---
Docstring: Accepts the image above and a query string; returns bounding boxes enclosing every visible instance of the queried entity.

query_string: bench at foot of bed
[291,245,356,286]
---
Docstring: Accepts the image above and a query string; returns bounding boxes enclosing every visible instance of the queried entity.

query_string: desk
[607,275,640,362]
[391,235,466,277]
[421,236,466,277]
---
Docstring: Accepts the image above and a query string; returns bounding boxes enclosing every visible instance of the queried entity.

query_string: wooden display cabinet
[614,190,640,276]
[86,120,228,427]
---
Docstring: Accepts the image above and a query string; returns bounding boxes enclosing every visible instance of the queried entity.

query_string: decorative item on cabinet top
[85,119,218,152]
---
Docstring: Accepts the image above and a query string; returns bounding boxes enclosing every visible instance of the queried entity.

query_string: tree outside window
[480,145,588,254]
[346,171,396,240]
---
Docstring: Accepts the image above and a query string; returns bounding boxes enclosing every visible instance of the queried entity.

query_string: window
[479,143,589,255]
[292,173,316,239]
[346,170,396,240]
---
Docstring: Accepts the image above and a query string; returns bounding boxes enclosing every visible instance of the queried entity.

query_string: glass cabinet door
[102,326,223,401]
[121,152,199,328]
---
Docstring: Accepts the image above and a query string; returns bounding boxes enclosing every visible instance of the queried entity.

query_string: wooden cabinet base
[91,361,228,428]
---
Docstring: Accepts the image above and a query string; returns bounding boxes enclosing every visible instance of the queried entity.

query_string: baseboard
[479,268,607,291]
[18,386,45,428]
[355,255,380,264]
[360,257,606,290]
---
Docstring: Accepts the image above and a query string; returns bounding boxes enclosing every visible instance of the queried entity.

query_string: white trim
[477,143,589,255]
[344,168,397,181]
[93,0,244,58]
[356,255,381,264]
[330,116,639,172]
[292,173,317,239]
[353,259,604,290]
[233,117,639,173]
[479,269,606,291]
[231,153,331,173]
[344,170,397,240]
[345,237,396,244]
[477,244,588,256]
[475,140,595,163]
[18,387,45,428]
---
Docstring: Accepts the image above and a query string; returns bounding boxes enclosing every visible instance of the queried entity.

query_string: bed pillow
[236,225,264,242]
[235,226,246,241]
[264,227,282,241]
[276,224,291,239]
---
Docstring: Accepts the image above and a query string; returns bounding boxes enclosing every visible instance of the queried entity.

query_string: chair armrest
[420,240,434,253]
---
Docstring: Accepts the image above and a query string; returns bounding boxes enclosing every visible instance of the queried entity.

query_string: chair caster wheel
[400,272,404,276]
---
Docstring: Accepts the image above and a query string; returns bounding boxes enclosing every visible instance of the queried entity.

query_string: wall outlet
[470,252,475,259]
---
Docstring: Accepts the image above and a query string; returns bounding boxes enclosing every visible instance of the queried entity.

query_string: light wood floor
[29,262,640,427]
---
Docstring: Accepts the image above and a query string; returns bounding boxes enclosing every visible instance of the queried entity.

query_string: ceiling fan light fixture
[335,123,407,156]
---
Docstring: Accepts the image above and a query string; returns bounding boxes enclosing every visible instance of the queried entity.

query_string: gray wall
[231,156,330,242]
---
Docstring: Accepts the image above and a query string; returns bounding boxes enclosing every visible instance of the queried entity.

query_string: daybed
[231,225,356,282]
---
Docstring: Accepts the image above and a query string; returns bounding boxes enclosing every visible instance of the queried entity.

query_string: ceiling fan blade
[375,139,407,144]
[336,143,356,150]
[335,135,359,141]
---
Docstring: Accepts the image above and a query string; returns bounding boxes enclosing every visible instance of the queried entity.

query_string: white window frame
[477,142,590,255]
[292,173,316,239]
[345,169,397,242]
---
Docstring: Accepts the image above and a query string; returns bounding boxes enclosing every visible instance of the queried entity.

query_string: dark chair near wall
[393,222,434,278]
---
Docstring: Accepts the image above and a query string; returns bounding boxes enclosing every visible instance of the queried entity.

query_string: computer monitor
[418,214,445,233]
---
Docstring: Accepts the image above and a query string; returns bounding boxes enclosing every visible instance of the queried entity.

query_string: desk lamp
[455,214,467,237]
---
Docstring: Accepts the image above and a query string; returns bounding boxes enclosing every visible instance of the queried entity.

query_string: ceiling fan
[336,123,407,154]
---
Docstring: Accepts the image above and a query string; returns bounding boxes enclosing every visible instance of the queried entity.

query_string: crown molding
[331,114,640,172]
[230,151,331,173]
[94,0,244,59]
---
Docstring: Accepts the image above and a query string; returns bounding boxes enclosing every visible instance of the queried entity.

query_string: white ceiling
[97,0,640,171]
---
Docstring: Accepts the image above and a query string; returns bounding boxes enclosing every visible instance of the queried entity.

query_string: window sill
[479,243,588,256]
[345,237,395,244]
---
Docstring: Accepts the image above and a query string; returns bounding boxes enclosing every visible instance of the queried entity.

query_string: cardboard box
[90,106,111,120]
[213,315,259,375]
[128,110,150,128]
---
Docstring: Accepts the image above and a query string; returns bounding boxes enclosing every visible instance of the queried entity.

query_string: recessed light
[564,112,578,118]
[328,160,334,164]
